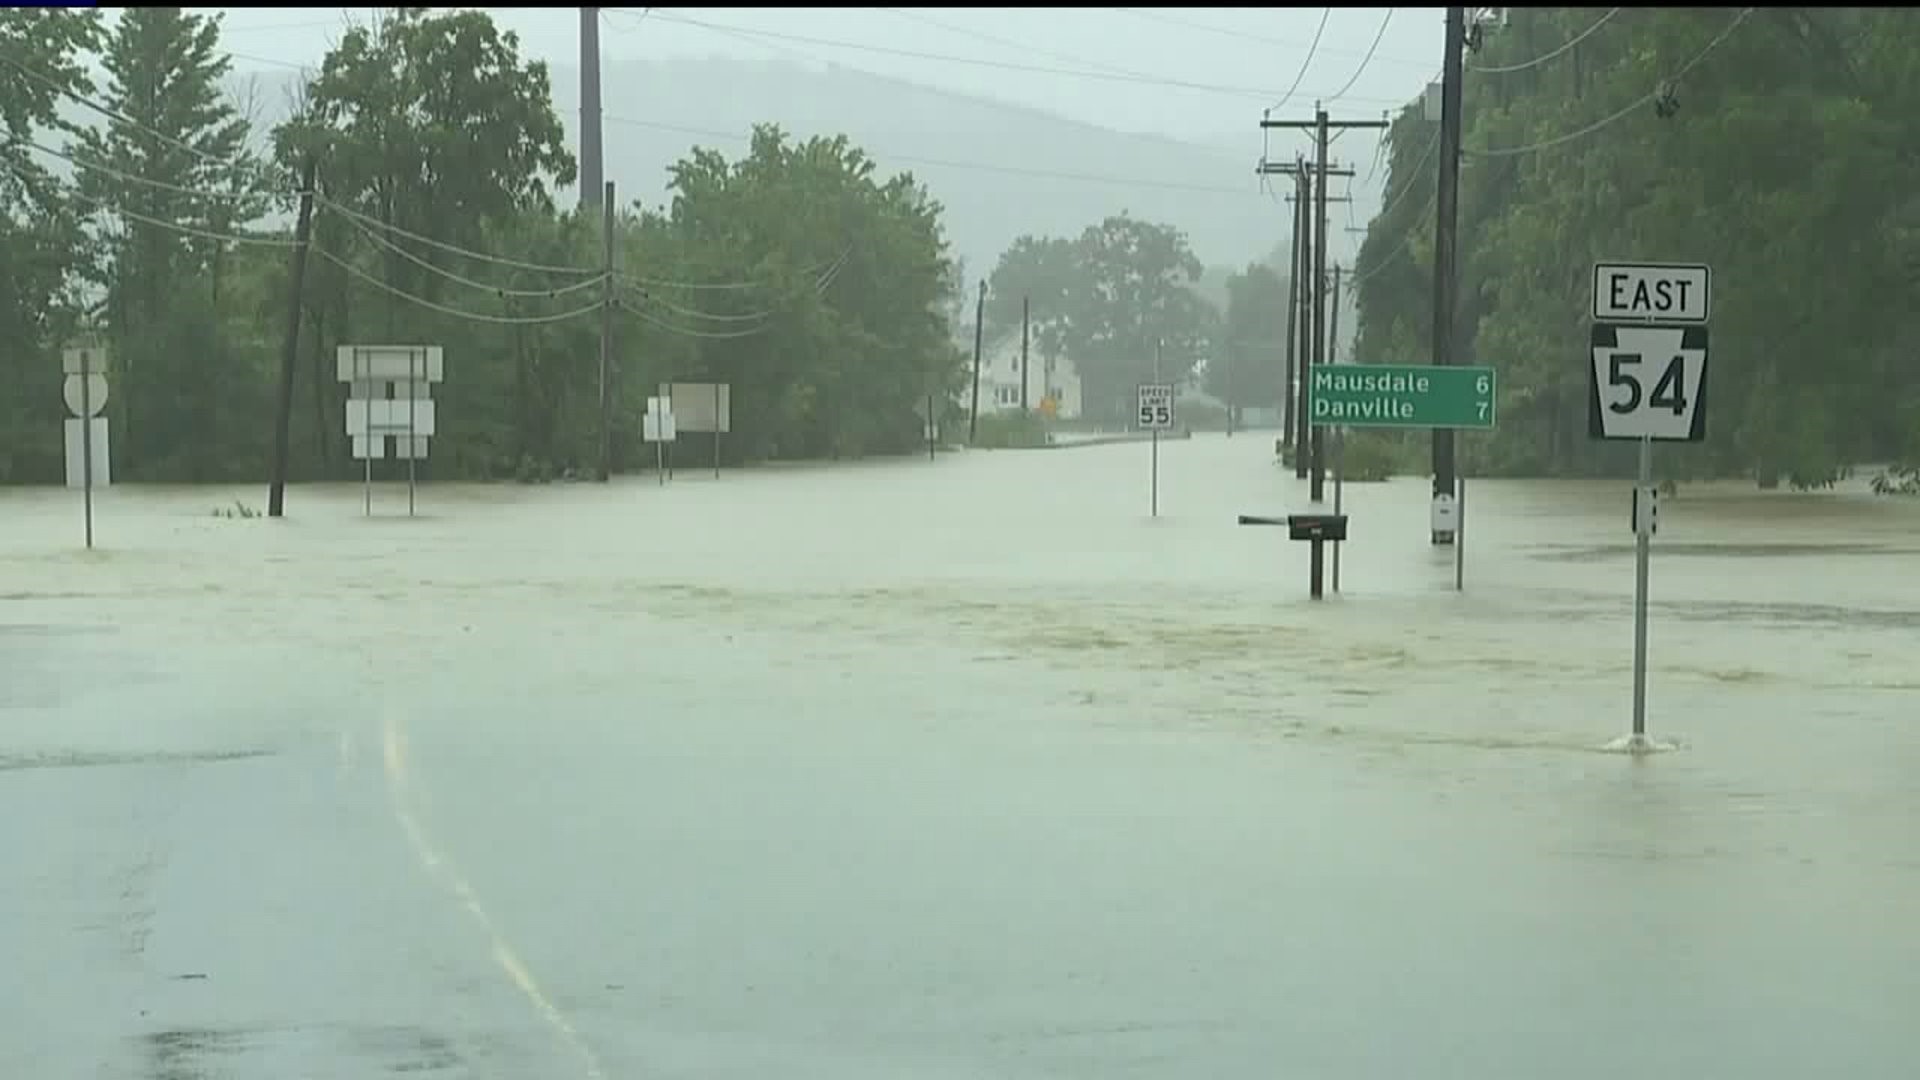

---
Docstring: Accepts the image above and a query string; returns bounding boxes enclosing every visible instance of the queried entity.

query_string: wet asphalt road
[4,435,1919,1077]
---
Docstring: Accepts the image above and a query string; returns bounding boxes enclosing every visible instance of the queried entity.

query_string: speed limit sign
[1136,383,1174,430]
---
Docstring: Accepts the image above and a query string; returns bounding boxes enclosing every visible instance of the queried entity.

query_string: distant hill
[56,54,1370,286]
[201,55,1308,278]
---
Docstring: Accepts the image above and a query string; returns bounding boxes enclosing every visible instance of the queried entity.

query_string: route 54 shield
[1588,323,1709,442]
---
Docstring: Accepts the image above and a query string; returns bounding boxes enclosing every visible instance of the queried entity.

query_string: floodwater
[3,433,1918,1079]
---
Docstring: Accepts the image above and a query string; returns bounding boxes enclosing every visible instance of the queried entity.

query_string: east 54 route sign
[1308,363,1497,431]
[1588,323,1709,442]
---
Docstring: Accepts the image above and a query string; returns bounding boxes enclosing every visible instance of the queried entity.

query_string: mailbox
[1287,514,1348,543]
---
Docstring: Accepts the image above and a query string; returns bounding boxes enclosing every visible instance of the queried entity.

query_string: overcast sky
[201,7,1442,179]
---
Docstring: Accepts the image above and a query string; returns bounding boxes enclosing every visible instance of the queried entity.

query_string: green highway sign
[1308,363,1497,431]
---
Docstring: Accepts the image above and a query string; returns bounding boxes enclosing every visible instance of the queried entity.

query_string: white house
[965,329,1083,420]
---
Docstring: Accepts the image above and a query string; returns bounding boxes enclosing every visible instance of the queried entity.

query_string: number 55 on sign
[1588,323,1709,442]
[1137,383,1175,430]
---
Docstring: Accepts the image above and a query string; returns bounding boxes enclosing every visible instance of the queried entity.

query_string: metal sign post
[643,395,677,485]
[1136,381,1174,517]
[1588,259,1711,753]
[1455,478,1466,591]
[339,344,444,518]
[1305,362,1496,593]
[1137,340,1174,519]
[61,345,112,550]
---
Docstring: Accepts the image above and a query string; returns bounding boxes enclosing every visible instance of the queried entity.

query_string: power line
[1269,8,1331,113]
[1350,190,1434,287]
[878,6,1174,89]
[618,297,776,340]
[17,137,264,202]
[0,44,261,178]
[1376,130,1439,221]
[17,165,299,247]
[1467,8,1753,158]
[1110,7,1433,72]
[627,7,1408,107]
[315,194,601,277]
[335,212,610,299]
[1467,8,1621,75]
[316,248,605,325]
[1327,9,1396,104]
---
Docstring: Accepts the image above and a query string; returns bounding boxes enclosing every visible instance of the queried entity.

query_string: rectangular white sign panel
[660,382,731,434]
[63,418,111,488]
[1592,262,1711,323]
[1136,383,1175,430]
[336,345,444,382]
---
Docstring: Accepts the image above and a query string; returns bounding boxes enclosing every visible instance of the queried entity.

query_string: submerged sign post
[1303,362,1497,595]
[340,345,443,518]
[643,395,677,485]
[1589,260,1711,753]
[61,344,111,549]
[1137,379,1174,518]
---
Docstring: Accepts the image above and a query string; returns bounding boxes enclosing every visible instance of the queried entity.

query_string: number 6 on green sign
[1475,374,1490,395]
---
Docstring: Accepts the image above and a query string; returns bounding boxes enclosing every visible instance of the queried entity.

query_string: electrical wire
[335,212,610,299]
[316,194,601,277]
[1109,7,1432,72]
[1468,8,1621,74]
[30,170,301,247]
[878,7,1174,89]
[1365,129,1439,225]
[618,297,776,340]
[316,248,605,325]
[1269,8,1331,112]
[17,137,266,202]
[1326,9,1395,105]
[1349,192,1434,288]
[1468,8,1753,158]
[627,288,778,324]
[0,45,269,181]
[631,7,1404,106]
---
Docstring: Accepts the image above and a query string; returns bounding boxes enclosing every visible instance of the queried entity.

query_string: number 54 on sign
[1588,323,1709,443]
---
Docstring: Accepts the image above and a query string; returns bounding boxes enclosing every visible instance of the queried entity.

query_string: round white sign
[63,373,109,417]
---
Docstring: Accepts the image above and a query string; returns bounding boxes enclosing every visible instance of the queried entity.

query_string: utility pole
[1431,6,1467,545]
[1262,106,1386,496]
[579,7,604,211]
[1329,264,1343,365]
[598,180,614,481]
[1295,170,1313,478]
[1281,168,1302,449]
[1258,155,1352,463]
[967,278,986,441]
[1020,295,1030,412]
[268,157,317,518]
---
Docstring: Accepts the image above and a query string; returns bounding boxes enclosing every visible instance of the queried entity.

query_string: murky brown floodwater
[4,433,1918,1078]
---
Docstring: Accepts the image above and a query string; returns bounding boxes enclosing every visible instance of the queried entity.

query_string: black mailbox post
[1237,512,1350,598]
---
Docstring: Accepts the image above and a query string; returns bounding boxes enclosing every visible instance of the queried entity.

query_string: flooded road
[4,434,1918,1078]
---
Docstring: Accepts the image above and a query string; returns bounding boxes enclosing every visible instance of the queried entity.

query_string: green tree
[77,7,265,480]
[1206,262,1290,417]
[986,215,1214,423]
[651,125,962,460]
[271,6,582,479]
[0,7,101,481]
[1062,214,1211,422]
[1352,7,1920,488]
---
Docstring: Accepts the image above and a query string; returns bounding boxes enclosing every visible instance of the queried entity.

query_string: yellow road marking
[382,713,608,1080]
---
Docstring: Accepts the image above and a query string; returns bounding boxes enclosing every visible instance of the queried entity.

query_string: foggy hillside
[200,55,1340,277]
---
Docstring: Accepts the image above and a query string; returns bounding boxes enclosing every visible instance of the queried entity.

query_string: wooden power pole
[267,157,317,518]
[1263,105,1388,500]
